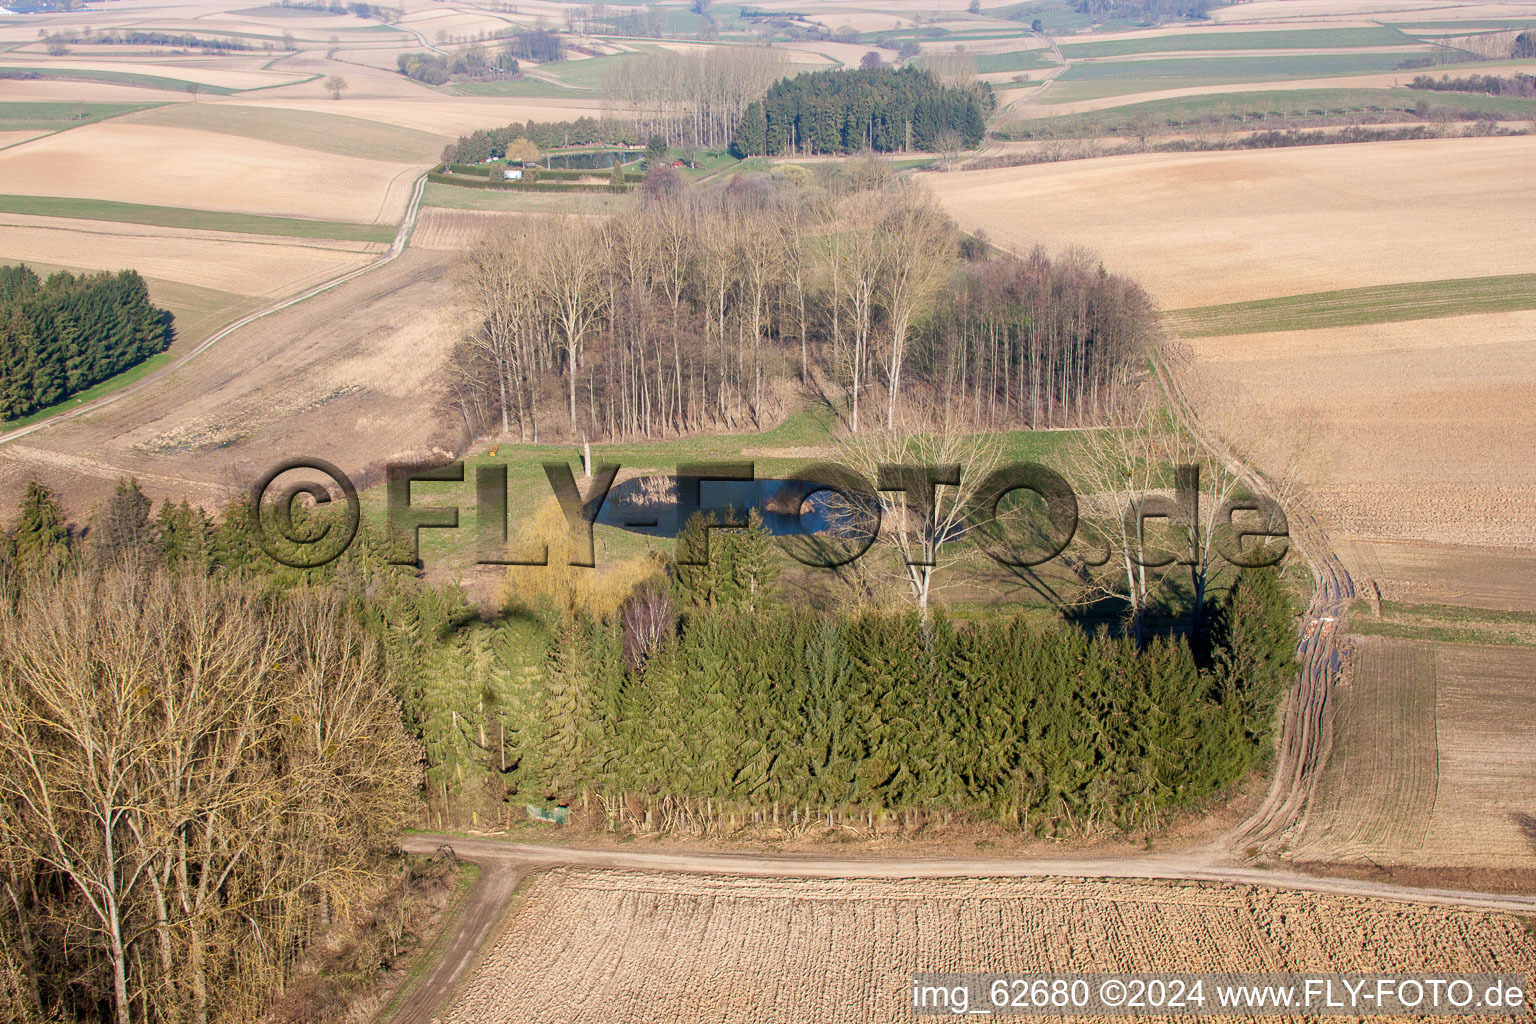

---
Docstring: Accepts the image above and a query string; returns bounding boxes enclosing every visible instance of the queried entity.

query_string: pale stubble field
[446,869,1536,1024]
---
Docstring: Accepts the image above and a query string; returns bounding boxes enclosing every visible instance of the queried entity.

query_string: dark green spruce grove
[0,263,172,421]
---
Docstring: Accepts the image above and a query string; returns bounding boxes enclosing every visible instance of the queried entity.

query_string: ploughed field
[445,869,1536,1023]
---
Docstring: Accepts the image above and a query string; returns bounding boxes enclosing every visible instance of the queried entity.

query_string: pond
[596,476,857,539]
[540,150,639,170]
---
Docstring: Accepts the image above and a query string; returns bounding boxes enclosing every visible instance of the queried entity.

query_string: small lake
[541,150,638,170]
[596,477,858,539]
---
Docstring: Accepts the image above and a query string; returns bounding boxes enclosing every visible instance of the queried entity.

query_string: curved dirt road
[383,356,1391,1024]
[384,832,1536,1023]
[0,173,427,451]
[1151,349,1359,859]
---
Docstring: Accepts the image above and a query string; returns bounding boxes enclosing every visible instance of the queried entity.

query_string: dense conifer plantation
[732,65,994,156]
[0,264,172,420]
[1,482,1295,842]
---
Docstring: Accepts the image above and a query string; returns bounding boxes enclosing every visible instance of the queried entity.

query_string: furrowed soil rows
[1174,310,1536,552]
[926,136,1536,308]
[411,208,523,250]
[445,869,1536,1023]
[1337,541,1536,613]
[1293,636,1438,863]
[1422,644,1536,867]
[1292,640,1536,870]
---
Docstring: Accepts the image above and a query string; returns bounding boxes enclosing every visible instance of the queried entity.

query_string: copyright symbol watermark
[251,457,360,569]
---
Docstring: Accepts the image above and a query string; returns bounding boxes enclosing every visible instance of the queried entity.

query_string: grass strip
[1166,273,1536,336]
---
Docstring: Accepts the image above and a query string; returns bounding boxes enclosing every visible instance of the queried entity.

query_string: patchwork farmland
[2,0,1535,1019]
[445,869,1536,1024]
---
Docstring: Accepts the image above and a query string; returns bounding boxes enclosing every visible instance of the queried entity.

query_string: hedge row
[446,162,641,182]
[427,171,629,193]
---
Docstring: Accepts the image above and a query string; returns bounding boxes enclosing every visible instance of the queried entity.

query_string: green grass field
[983,0,1100,33]
[973,50,1058,73]
[0,101,164,133]
[420,182,633,214]
[0,67,239,94]
[1058,26,1416,58]
[450,77,591,98]
[1059,52,1438,81]
[1041,77,1261,103]
[1004,87,1536,135]
[522,53,642,93]
[124,103,446,161]
[0,194,394,242]
[1166,273,1536,336]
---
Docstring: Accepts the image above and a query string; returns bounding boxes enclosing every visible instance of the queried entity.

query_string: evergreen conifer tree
[11,481,70,573]
[94,476,155,564]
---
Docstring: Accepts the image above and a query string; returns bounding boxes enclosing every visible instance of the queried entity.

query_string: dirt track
[385,832,1536,1024]
[0,175,468,518]
[374,344,1383,1024]
[380,854,525,1024]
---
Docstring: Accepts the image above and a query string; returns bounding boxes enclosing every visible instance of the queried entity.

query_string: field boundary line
[377,856,531,1024]
[1149,343,1358,862]
[396,835,1536,915]
[0,171,428,448]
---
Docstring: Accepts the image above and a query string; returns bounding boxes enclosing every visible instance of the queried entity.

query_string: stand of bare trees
[0,565,418,1024]
[918,247,1153,430]
[449,172,1160,446]
[602,47,786,149]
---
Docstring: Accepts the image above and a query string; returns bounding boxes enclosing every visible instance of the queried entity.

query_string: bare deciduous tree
[0,566,418,1024]
[831,421,1005,619]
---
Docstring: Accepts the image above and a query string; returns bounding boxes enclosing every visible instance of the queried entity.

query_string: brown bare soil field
[1378,2,1536,20]
[410,208,524,250]
[121,102,447,161]
[244,53,443,99]
[1337,540,1536,613]
[1293,636,1438,864]
[0,218,374,297]
[0,132,46,150]
[0,247,463,516]
[236,95,607,134]
[0,79,191,103]
[928,137,1536,308]
[1006,64,1536,115]
[1176,310,1536,552]
[1297,638,1536,871]
[0,121,420,223]
[398,7,519,39]
[0,56,307,90]
[1214,0,1536,22]
[1421,643,1536,867]
[445,868,1536,1023]
[1072,22,1385,42]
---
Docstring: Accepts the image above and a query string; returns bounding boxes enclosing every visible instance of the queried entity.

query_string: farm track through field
[379,854,526,1024]
[1152,348,1361,860]
[378,349,1448,1023]
[0,172,428,449]
[1026,34,1070,103]
[383,833,1536,1023]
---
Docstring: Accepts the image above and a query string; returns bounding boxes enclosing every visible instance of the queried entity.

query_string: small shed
[503,168,523,181]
